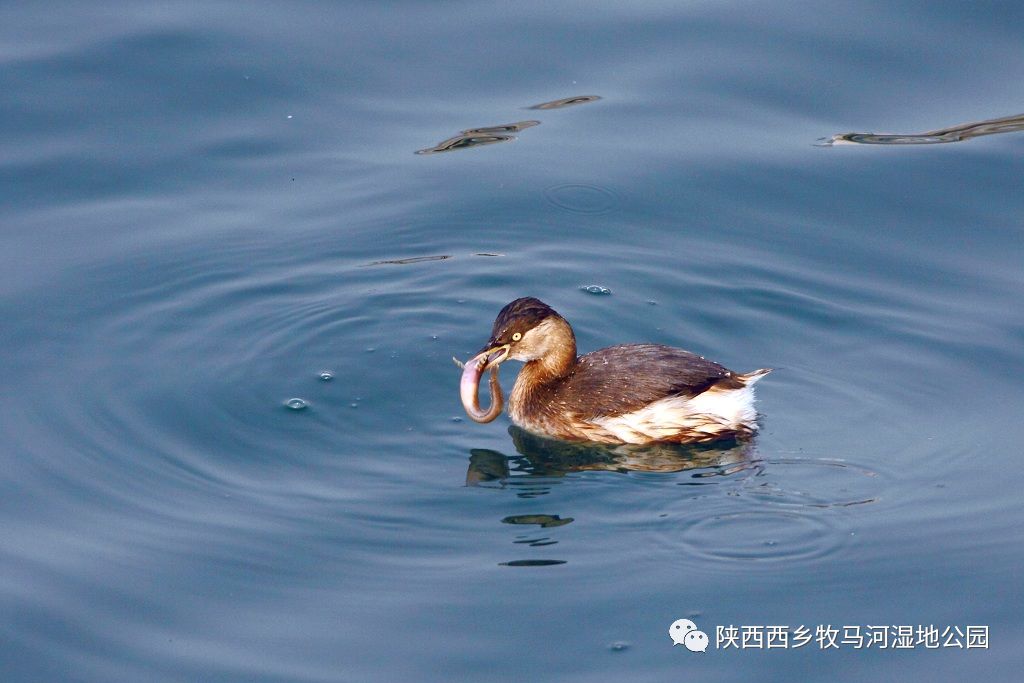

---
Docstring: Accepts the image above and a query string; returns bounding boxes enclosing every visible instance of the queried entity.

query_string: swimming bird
[458,297,770,444]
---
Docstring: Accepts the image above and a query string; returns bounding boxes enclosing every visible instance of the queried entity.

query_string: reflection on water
[472,429,760,567]
[365,254,451,265]
[415,120,539,154]
[504,515,572,549]
[821,112,1024,145]
[416,95,601,153]
[528,95,602,109]
[502,514,574,528]
[470,429,882,570]
[462,121,541,135]
[467,426,757,487]
[364,253,504,266]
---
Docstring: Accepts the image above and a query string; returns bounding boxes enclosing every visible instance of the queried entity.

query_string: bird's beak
[472,342,511,370]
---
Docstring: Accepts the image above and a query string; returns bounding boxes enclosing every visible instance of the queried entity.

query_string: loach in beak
[458,344,510,423]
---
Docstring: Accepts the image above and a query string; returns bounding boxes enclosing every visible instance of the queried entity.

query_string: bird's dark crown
[489,297,561,343]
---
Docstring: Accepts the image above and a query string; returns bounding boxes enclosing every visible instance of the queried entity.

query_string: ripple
[529,95,602,110]
[462,121,540,135]
[501,514,574,528]
[740,457,887,508]
[544,183,619,215]
[499,559,567,567]
[678,509,844,563]
[365,254,452,266]
[820,111,1024,146]
[416,133,515,155]
[415,120,539,155]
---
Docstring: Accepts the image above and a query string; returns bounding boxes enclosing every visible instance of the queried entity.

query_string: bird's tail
[739,368,772,385]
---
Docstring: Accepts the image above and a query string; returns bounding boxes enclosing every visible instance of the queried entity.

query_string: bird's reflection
[468,426,757,490]
[472,427,759,566]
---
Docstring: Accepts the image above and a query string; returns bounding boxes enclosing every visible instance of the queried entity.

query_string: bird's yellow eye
[511,332,522,342]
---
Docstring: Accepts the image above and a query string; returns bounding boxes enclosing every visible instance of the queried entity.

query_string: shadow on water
[820,111,1024,145]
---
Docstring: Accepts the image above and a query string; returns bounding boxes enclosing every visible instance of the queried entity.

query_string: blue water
[2,2,1023,681]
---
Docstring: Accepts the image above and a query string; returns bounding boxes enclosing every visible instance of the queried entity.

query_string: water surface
[2,1,1023,681]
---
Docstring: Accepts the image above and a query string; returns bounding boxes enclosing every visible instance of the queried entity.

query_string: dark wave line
[821,112,1024,146]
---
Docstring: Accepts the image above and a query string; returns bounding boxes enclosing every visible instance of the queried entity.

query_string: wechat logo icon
[669,618,709,653]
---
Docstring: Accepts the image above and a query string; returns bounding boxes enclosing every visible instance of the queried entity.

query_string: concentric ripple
[740,457,889,509]
[677,509,843,563]
[543,183,619,215]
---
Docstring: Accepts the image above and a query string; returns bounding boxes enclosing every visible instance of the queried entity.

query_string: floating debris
[529,95,602,110]
[820,112,1024,146]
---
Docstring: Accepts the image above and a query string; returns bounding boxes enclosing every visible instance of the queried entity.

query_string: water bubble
[318,371,334,381]
[580,285,612,295]
[349,403,359,409]
[284,398,308,411]
[451,417,463,423]
[608,641,630,652]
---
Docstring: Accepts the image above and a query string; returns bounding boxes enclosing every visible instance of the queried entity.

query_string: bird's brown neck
[512,317,576,397]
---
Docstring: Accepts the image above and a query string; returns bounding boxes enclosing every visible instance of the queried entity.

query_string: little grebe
[458,297,770,444]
